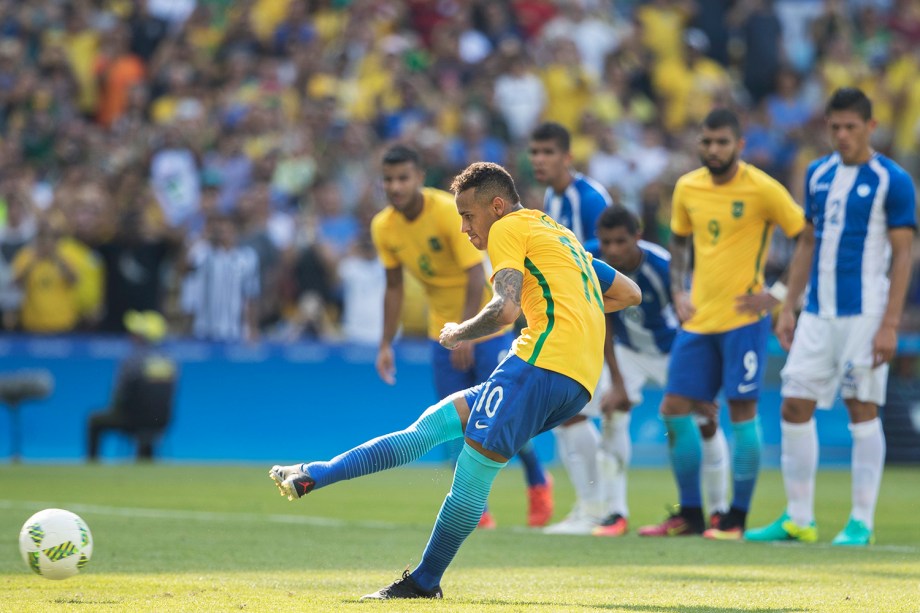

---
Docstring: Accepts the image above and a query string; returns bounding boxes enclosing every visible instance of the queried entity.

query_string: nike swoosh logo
[474,420,488,429]
[737,382,758,393]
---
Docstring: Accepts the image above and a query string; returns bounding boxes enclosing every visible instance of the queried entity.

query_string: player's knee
[727,400,757,423]
[844,399,878,423]
[659,394,693,416]
[697,419,717,439]
[780,397,815,423]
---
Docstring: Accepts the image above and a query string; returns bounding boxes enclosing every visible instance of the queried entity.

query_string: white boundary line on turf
[0,499,401,531]
[507,525,920,553]
[4,499,919,554]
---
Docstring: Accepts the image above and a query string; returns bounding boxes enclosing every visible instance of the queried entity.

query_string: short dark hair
[530,122,570,152]
[450,162,520,204]
[825,87,872,120]
[702,108,741,138]
[382,144,421,167]
[597,205,640,235]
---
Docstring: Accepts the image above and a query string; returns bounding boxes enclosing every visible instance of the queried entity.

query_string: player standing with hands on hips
[639,108,806,540]
[269,162,640,599]
[745,88,916,546]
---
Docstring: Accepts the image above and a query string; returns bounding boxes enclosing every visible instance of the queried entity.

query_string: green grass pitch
[0,463,918,612]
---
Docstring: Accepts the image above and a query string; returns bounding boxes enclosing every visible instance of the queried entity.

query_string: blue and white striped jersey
[804,152,917,317]
[610,240,679,356]
[543,173,612,256]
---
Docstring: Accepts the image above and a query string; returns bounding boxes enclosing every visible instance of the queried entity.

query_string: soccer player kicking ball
[745,88,916,546]
[270,162,641,599]
[371,144,553,529]
[639,108,806,540]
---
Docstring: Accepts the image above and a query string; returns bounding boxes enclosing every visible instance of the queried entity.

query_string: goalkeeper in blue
[269,162,640,599]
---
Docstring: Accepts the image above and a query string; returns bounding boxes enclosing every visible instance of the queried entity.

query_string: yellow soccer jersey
[371,187,493,340]
[487,209,607,395]
[671,161,806,334]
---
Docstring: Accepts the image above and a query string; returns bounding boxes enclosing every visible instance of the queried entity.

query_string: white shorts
[581,344,669,417]
[780,312,889,409]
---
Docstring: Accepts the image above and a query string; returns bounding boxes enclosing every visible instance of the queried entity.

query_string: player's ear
[490,196,505,215]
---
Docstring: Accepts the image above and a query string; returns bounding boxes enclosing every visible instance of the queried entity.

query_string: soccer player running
[370,144,553,529]
[572,206,730,537]
[528,121,618,534]
[639,108,806,540]
[270,162,641,599]
[745,88,917,546]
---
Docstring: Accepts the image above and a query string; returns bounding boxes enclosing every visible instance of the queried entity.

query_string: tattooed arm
[439,268,523,349]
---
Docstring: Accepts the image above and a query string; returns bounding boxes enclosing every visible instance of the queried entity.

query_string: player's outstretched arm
[591,257,641,313]
[602,273,641,313]
[439,268,523,349]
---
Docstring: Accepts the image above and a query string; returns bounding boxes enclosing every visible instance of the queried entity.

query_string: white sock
[850,418,885,530]
[701,427,729,515]
[781,419,818,526]
[599,411,631,518]
[555,420,604,520]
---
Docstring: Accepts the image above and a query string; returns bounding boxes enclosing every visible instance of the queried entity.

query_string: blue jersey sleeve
[592,258,618,293]
[803,158,821,221]
[580,191,610,257]
[885,164,918,229]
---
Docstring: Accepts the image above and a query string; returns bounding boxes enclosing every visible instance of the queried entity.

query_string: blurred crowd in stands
[0,0,919,343]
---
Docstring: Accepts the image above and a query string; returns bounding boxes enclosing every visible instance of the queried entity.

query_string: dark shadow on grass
[52,597,123,605]
[408,600,809,612]
[642,573,780,584]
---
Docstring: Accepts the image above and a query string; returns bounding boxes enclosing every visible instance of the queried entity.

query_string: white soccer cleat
[542,512,600,535]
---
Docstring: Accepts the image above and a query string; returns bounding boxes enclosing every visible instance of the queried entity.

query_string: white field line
[508,525,920,553]
[0,499,400,530]
[4,499,919,554]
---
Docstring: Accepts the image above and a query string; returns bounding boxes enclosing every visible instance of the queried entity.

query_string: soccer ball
[19,509,93,580]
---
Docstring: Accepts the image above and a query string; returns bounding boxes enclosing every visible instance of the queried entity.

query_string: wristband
[767,282,788,303]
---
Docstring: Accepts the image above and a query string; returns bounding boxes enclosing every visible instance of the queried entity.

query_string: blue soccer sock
[516,440,547,486]
[730,416,762,512]
[307,398,463,490]
[411,444,506,591]
[663,414,703,508]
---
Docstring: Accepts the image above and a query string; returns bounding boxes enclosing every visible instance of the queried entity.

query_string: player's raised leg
[269,395,465,500]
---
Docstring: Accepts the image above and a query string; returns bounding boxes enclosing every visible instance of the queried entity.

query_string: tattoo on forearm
[458,269,522,341]
[669,235,690,292]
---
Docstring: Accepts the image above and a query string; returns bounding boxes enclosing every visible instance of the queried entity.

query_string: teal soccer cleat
[744,512,818,543]
[831,517,874,546]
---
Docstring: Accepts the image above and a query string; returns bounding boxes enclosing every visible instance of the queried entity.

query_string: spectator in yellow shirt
[11,218,82,334]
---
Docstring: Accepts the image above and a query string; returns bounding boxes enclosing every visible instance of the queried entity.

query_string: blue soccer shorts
[461,354,590,459]
[431,331,514,398]
[665,316,771,402]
